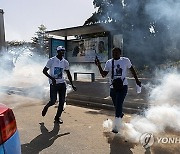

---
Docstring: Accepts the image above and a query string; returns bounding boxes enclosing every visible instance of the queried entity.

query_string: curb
[66,98,142,114]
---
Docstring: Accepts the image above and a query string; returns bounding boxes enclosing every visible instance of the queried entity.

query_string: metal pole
[0,9,6,51]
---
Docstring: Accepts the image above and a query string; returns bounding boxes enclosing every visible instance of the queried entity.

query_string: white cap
[56,46,65,51]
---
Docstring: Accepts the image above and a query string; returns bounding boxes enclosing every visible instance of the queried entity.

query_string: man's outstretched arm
[129,66,141,86]
[95,57,108,78]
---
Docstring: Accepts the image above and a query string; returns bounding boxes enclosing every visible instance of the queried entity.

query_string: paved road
[13,104,179,154]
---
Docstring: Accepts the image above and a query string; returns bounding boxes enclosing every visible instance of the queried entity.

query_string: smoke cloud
[145,0,180,59]
[69,64,101,81]
[96,0,180,68]
[0,47,50,108]
[103,69,180,142]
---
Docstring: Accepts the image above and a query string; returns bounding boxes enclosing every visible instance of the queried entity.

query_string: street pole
[0,9,6,51]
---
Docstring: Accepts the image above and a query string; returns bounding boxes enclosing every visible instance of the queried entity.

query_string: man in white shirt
[42,46,76,124]
[95,47,141,133]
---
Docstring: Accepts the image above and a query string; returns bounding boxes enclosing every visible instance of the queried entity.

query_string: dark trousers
[110,85,128,118]
[46,83,66,119]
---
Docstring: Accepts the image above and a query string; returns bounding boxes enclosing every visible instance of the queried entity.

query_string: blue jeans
[46,83,66,120]
[110,85,128,118]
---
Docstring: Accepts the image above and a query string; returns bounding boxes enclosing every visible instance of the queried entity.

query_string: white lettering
[168,138,175,144]
[156,137,180,144]
[157,137,162,143]
[175,138,180,143]
[162,138,168,144]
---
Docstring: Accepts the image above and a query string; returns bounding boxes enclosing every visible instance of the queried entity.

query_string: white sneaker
[112,117,122,133]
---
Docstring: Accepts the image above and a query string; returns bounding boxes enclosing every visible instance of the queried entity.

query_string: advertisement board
[50,38,65,57]
[66,37,108,63]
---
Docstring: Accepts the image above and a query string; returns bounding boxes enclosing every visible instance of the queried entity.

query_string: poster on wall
[66,37,108,63]
[50,38,65,57]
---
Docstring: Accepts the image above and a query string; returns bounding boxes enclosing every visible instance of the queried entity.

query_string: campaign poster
[66,37,108,63]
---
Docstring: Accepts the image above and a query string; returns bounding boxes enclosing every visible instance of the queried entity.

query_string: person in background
[95,47,141,133]
[42,46,76,124]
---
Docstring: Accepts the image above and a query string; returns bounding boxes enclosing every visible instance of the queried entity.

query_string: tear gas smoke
[0,47,73,108]
[97,0,180,68]
[70,64,101,81]
[0,48,49,108]
[96,0,180,142]
[103,70,180,142]
[145,0,180,59]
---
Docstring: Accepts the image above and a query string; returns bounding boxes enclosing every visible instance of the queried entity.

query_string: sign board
[50,38,65,57]
[66,37,108,62]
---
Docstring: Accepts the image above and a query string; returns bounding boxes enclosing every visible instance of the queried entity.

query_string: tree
[32,24,49,55]
[84,0,123,25]
[6,40,33,64]
[84,0,176,69]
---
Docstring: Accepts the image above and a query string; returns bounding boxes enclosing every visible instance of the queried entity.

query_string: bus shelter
[47,23,123,63]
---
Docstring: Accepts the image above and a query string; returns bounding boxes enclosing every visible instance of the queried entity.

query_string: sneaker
[121,113,124,118]
[42,106,49,117]
[54,118,63,124]
[112,117,122,134]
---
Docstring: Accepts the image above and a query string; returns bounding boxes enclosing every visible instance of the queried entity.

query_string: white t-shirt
[45,56,69,84]
[104,57,132,88]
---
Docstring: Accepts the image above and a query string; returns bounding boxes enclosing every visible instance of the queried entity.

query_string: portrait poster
[67,37,108,63]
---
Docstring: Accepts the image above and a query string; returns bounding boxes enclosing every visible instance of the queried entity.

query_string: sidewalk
[67,77,150,114]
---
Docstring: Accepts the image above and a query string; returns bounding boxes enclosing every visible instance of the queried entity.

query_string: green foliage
[31,24,49,55]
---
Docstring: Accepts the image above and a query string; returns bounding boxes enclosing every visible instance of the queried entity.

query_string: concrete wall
[0,9,5,51]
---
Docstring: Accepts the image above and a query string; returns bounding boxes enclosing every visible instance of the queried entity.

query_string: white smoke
[103,119,113,131]
[103,70,180,142]
[145,0,180,24]
[0,48,50,108]
[69,64,101,81]
[102,0,180,142]
[0,47,76,108]
[145,0,180,58]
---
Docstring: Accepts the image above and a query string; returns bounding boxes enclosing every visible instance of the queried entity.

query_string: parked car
[0,103,21,154]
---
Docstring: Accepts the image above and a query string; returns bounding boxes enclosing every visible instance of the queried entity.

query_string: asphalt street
[12,103,180,154]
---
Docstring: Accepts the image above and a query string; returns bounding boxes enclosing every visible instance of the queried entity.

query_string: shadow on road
[21,122,70,154]
[103,132,136,154]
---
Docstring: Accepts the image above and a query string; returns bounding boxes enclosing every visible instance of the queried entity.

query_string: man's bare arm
[43,67,56,85]
[65,70,77,91]
[95,57,108,77]
[129,66,141,86]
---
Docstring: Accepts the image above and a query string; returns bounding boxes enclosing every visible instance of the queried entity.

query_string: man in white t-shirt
[42,46,76,124]
[95,47,141,133]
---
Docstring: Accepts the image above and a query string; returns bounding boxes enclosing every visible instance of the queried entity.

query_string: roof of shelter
[0,9,4,13]
[47,22,121,37]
